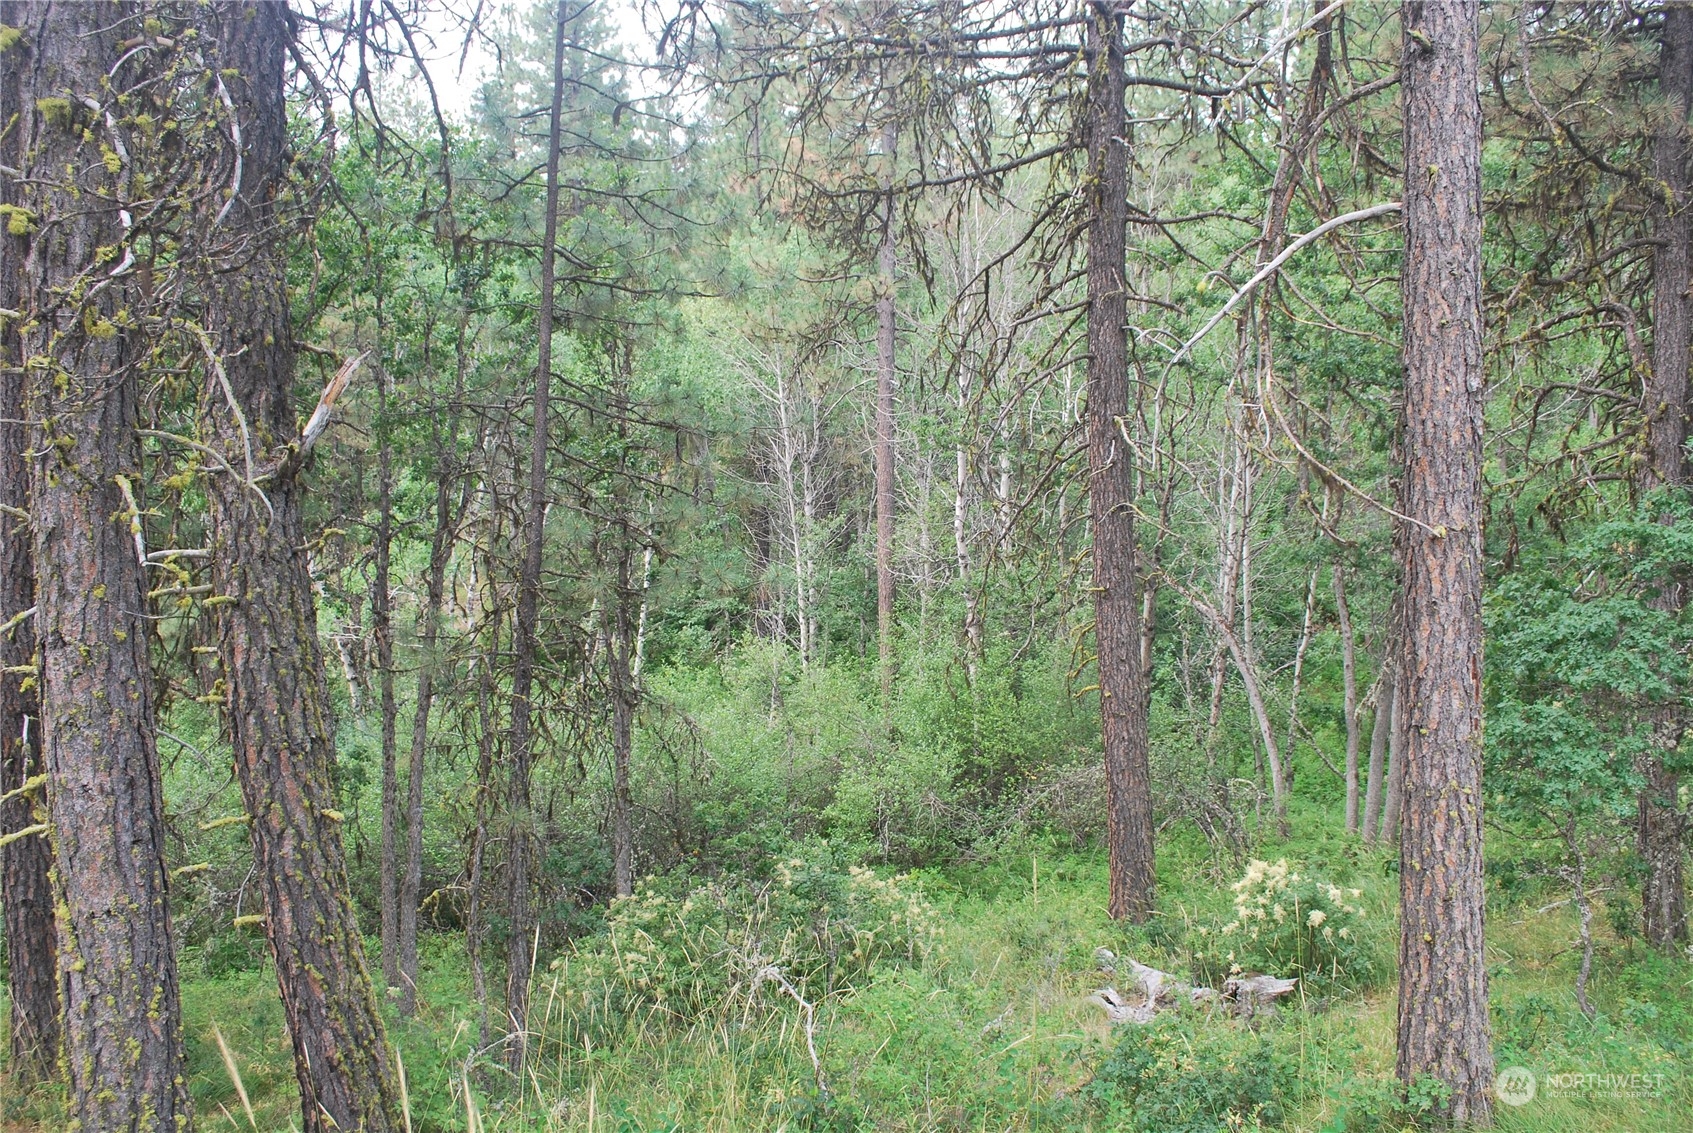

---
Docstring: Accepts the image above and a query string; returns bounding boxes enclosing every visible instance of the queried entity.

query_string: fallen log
[1086,952,1295,1024]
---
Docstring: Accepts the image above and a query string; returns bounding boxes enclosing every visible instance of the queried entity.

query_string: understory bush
[548,849,940,1028]
[1087,1011,1296,1132]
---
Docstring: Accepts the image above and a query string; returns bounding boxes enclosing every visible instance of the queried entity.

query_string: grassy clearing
[3,821,1689,1131]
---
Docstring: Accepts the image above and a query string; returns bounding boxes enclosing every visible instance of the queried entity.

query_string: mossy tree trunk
[16,2,190,1125]
[0,0,58,1085]
[195,5,403,1130]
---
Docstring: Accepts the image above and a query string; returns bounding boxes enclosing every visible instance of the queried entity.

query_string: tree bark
[16,3,190,1124]
[506,0,570,1064]
[1395,1,1494,1119]
[1638,0,1692,950]
[876,123,898,704]
[197,6,403,1129]
[0,1,58,1082]
[1086,0,1154,922]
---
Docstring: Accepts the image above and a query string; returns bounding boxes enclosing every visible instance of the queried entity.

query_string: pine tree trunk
[16,3,189,1123]
[0,3,58,1081]
[197,6,402,1129]
[1639,1,1692,950]
[506,0,570,1064]
[1395,1,1494,1119]
[1086,0,1154,923]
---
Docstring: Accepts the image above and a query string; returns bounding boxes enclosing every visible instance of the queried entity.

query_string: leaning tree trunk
[1638,1,1693,950]
[506,0,571,1065]
[0,1,58,1083]
[196,6,403,1130]
[15,2,190,1125]
[1085,0,1155,922]
[1394,1,1494,1121]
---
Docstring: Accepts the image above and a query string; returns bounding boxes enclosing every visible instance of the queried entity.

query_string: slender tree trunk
[1335,564,1362,834]
[468,546,502,1050]
[197,7,402,1129]
[1283,564,1320,764]
[876,123,898,704]
[1086,0,1154,922]
[1382,681,1405,840]
[398,457,460,1017]
[0,4,58,1081]
[1192,597,1289,833]
[506,0,570,1064]
[376,360,401,997]
[17,3,189,1124]
[1395,2,1494,1118]
[609,532,637,898]
[1639,1,1693,950]
[1361,675,1392,842]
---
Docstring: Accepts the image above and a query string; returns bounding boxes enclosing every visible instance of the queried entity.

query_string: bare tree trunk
[1382,680,1404,841]
[1639,1,1693,950]
[876,123,898,704]
[197,6,402,1128]
[506,1,570,1065]
[17,4,190,1125]
[1086,0,1154,922]
[0,5,58,1081]
[1190,596,1288,834]
[1207,422,1249,733]
[954,431,981,686]
[1361,676,1392,842]
[1334,564,1362,834]
[1282,564,1321,766]
[1395,2,1494,1117]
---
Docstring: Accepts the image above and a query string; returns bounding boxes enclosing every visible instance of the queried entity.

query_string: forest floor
[3,806,1690,1132]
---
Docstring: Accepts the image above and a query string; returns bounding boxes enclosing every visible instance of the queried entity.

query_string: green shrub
[1087,1012,1295,1132]
[1193,858,1372,987]
[548,848,940,1029]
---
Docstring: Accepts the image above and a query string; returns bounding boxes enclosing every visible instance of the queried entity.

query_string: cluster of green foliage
[550,847,939,1027]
